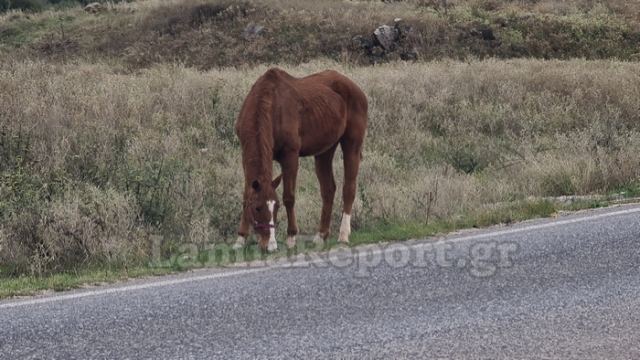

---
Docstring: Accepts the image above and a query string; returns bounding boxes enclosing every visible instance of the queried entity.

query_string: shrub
[541,172,577,196]
[0,185,145,275]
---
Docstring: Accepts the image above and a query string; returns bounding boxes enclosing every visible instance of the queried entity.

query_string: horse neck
[241,80,276,186]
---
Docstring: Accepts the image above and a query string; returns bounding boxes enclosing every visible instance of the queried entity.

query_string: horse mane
[253,84,274,178]
[237,70,279,186]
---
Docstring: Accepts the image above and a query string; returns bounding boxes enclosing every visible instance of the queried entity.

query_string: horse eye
[255,206,262,212]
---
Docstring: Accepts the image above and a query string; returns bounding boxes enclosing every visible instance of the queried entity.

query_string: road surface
[1,204,640,359]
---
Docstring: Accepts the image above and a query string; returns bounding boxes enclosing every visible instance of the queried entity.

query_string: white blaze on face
[267,200,277,251]
[339,213,351,243]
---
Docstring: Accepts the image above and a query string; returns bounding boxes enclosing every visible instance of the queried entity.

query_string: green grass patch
[475,200,557,227]
[0,14,74,48]
[609,181,640,198]
[0,265,175,299]
[350,199,557,246]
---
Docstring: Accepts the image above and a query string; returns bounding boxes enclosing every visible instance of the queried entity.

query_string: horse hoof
[286,236,296,249]
[232,236,246,250]
[339,213,351,244]
[267,240,278,253]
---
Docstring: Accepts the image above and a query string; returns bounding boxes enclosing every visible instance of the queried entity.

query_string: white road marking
[2,205,639,309]
[442,206,640,244]
[0,268,271,310]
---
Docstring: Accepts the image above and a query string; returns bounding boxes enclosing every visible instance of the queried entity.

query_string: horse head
[245,175,282,252]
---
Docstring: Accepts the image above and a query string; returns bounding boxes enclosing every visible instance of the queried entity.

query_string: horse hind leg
[313,145,338,246]
[339,137,363,244]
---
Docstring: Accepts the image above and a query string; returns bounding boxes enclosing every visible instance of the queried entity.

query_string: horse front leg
[233,199,251,250]
[280,152,300,249]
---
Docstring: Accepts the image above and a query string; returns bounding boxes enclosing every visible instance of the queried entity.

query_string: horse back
[237,68,367,157]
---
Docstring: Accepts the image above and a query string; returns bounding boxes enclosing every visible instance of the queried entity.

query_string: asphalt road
[2,204,640,359]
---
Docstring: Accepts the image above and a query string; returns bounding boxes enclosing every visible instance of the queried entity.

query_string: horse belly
[299,116,345,156]
[295,85,348,157]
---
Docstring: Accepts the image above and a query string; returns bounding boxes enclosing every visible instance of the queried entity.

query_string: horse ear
[251,180,261,192]
[272,174,282,189]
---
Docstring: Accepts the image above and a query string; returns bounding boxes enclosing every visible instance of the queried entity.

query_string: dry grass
[1,58,639,275]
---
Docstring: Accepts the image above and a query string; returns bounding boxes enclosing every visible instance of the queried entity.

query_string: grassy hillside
[0,0,639,69]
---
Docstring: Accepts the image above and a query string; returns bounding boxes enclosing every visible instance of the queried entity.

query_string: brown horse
[233,68,367,252]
